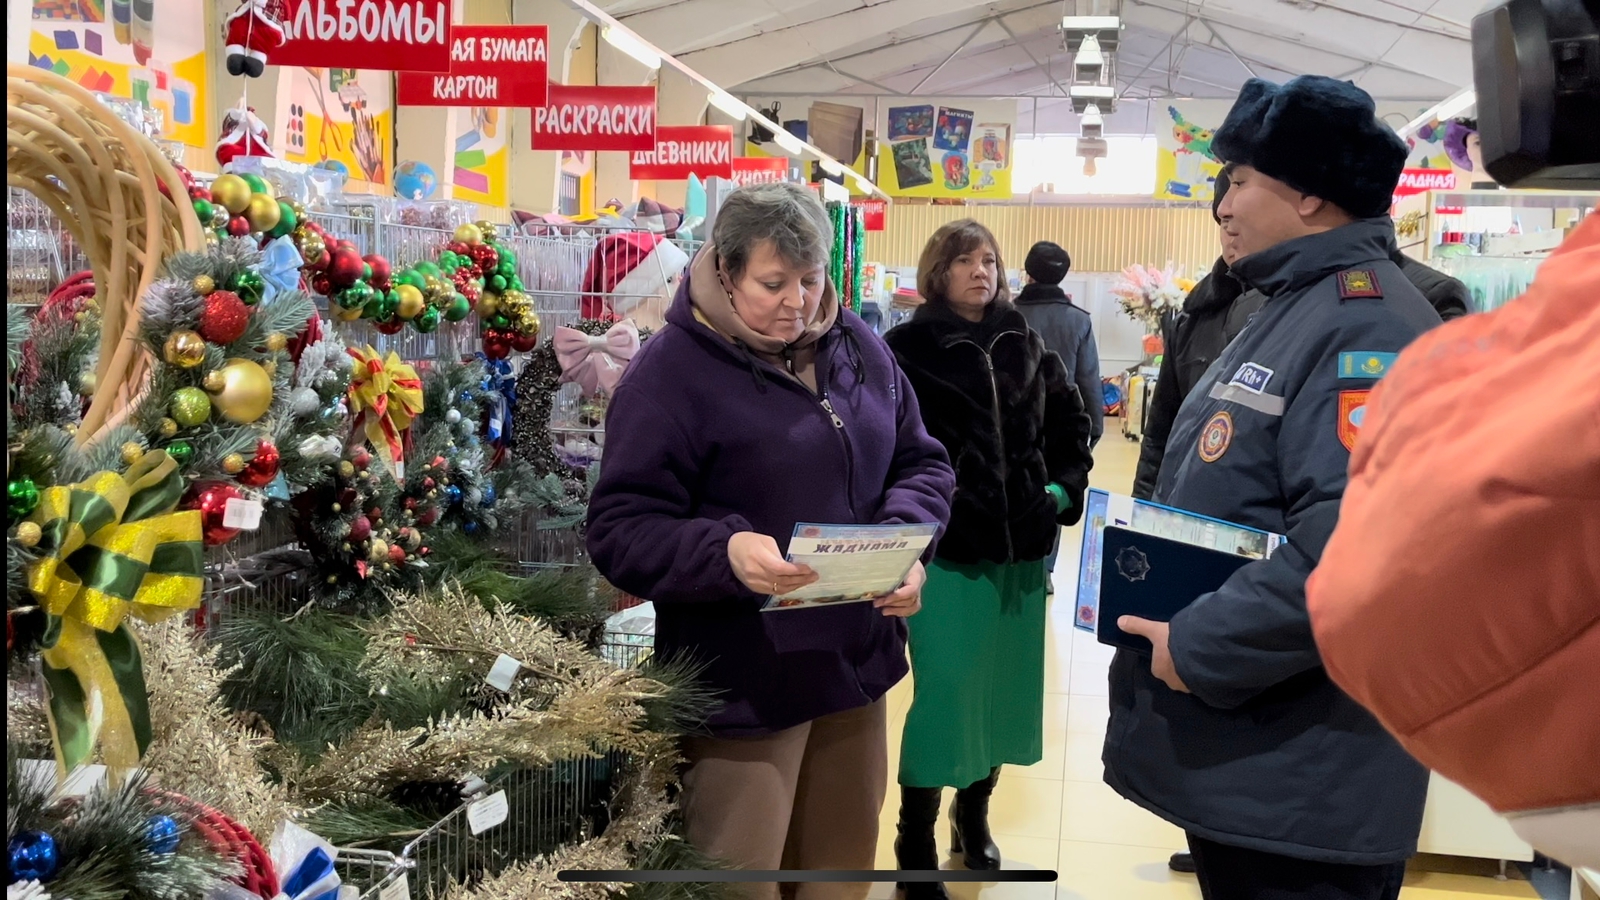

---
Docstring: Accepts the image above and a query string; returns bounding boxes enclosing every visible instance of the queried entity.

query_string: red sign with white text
[273,0,454,72]
[630,126,735,180]
[853,199,887,232]
[531,85,656,152]
[397,25,549,106]
[1392,168,1458,208]
[730,156,790,187]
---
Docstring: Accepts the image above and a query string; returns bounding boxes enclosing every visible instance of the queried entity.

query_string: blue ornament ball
[463,520,480,534]
[481,484,498,508]
[444,484,464,506]
[9,829,59,882]
[145,814,181,854]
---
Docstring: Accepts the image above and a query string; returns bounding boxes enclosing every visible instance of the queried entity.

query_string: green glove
[1046,483,1072,514]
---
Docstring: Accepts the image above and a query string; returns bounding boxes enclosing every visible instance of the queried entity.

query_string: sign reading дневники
[396,25,549,107]
[274,0,453,71]
[630,126,735,180]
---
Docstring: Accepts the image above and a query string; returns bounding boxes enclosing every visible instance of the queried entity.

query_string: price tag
[467,790,509,835]
[378,873,411,900]
[485,653,522,692]
[222,498,264,530]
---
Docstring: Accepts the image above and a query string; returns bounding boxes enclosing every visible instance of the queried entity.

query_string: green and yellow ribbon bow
[347,345,424,474]
[26,450,204,776]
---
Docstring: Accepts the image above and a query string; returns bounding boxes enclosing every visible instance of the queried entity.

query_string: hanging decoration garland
[466,223,541,360]
[850,205,866,315]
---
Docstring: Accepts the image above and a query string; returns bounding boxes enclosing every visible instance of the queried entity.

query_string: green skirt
[898,557,1047,789]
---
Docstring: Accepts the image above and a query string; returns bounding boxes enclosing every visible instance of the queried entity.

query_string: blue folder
[1097,526,1255,654]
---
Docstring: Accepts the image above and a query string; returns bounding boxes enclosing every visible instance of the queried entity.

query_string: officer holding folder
[1101,76,1445,899]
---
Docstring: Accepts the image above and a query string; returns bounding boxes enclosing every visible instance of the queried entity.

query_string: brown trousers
[680,696,889,900]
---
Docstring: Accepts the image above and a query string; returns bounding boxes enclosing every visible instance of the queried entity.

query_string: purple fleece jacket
[586,272,955,737]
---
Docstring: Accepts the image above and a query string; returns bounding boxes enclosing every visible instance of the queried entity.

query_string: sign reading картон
[630,126,735,180]
[530,85,657,152]
[397,25,550,107]
[274,0,454,72]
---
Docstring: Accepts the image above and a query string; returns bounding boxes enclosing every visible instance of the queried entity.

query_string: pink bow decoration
[554,321,641,397]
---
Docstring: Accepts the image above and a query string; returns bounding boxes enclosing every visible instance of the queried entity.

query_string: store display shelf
[1429,189,1600,209]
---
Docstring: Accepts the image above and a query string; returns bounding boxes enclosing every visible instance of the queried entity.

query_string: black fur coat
[886,302,1095,565]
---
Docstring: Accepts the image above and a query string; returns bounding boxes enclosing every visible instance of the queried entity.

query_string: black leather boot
[949,768,1002,870]
[894,786,950,900]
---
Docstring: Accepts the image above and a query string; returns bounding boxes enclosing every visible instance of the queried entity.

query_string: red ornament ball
[199,291,251,344]
[511,331,538,353]
[389,544,408,564]
[447,240,471,257]
[352,448,373,469]
[237,440,281,488]
[337,488,359,508]
[369,506,384,520]
[416,508,439,526]
[482,332,510,360]
[186,482,243,546]
[328,246,367,289]
[311,274,333,297]
[348,515,372,542]
[227,216,253,237]
[471,244,500,272]
[374,318,405,335]
[364,254,392,286]
[404,497,418,511]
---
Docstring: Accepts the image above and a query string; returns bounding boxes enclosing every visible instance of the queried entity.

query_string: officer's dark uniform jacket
[1103,219,1443,865]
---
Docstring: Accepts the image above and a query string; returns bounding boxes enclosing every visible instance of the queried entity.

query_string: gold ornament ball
[207,358,274,424]
[211,174,253,215]
[332,503,342,513]
[368,539,390,563]
[300,235,327,267]
[79,370,97,395]
[193,274,216,295]
[245,192,282,233]
[121,441,145,465]
[261,360,278,377]
[203,370,226,392]
[205,232,221,248]
[223,453,246,474]
[395,284,426,320]
[164,330,207,368]
[333,303,364,322]
[338,460,356,478]
[265,333,288,352]
[14,521,43,548]
[478,292,499,318]
[522,310,542,339]
[475,219,498,238]
[286,199,307,219]
[159,417,180,437]
[453,223,483,245]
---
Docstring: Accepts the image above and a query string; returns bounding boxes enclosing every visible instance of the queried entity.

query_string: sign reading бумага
[274,0,454,72]
[630,126,735,180]
[530,85,657,152]
[397,25,549,106]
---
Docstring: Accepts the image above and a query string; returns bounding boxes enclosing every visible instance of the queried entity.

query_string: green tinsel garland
[850,205,866,314]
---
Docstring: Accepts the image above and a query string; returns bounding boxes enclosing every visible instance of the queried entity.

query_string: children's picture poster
[452,107,509,207]
[21,0,210,149]
[934,107,974,153]
[942,151,970,190]
[278,67,394,187]
[1155,102,1227,202]
[892,139,934,189]
[888,104,934,140]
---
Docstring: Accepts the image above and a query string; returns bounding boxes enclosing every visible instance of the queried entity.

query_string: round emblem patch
[1197,411,1234,463]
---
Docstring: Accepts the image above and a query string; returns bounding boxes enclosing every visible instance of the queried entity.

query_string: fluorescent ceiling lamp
[1062,15,1121,30]
[819,159,845,176]
[602,24,660,69]
[709,90,748,120]
[850,171,873,191]
[1070,84,1115,100]
[773,129,804,155]
[1397,88,1475,138]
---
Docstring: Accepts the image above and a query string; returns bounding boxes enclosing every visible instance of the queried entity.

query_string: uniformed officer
[1102,76,1445,900]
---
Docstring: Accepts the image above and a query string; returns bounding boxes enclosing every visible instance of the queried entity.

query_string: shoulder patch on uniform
[1338,390,1372,451]
[1198,410,1234,463]
[1338,351,1397,380]
[1337,269,1383,299]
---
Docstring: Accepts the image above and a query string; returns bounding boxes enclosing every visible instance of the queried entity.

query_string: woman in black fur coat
[883,219,1095,896]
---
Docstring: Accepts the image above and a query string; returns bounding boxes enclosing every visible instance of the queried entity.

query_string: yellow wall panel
[867,205,1220,276]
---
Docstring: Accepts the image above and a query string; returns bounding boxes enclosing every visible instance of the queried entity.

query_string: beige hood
[687,243,838,390]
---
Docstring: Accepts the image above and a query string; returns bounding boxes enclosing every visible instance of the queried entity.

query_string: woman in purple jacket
[586,182,955,898]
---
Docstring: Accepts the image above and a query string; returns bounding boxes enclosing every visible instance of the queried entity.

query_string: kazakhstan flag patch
[1338,352,1397,380]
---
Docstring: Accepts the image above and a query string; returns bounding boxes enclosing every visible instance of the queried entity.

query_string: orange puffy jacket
[1307,211,1600,866]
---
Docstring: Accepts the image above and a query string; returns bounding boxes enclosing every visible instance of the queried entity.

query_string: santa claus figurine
[579,232,691,333]
[224,0,286,78]
[216,106,274,169]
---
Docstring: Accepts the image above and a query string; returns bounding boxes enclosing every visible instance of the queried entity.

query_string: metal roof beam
[996,15,1069,98]
[912,21,989,93]
[1200,19,1258,78]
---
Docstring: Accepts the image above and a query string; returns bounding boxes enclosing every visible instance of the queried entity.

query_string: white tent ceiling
[598,0,1474,112]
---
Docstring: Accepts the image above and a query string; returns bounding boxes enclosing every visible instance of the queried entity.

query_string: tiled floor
[865,428,1545,900]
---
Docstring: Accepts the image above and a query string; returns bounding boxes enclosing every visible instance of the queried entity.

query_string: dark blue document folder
[1097,526,1255,654]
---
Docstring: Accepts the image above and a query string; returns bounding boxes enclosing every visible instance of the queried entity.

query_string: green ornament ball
[415,306,442,333]
[488,274,508,293]
[396,270,425,290]
[443,293,471,322]
[269,201,298,238]
[508,276,525,292]
[363,263,374,282]
[497,259,516,277]
[170,387,211,427]
[490,312,511,330]
[166,440,195,466]
[339,282,375,310]
[372,292,399,322]
[415,261,441,279]
[230,270,266,306]
[7,477,40,519]
[241,173,270,194]
[192,198,215,223]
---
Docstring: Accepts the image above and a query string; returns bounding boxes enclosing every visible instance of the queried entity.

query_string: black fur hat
[1213,76,1408,219]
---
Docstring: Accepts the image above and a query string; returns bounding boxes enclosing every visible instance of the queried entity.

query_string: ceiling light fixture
[819,159,846,177]
[708,90,749,121]
[601,24,661,69]
[1397,88,1476,138]
[773,129,805,155]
